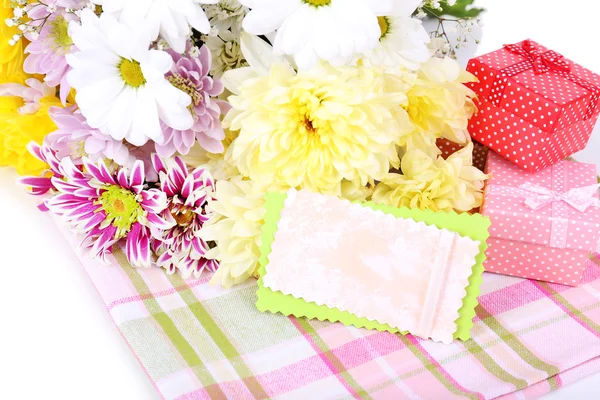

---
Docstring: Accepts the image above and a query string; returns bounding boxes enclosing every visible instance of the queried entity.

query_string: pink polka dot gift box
[466,39,600,172]
[480,151,600,286]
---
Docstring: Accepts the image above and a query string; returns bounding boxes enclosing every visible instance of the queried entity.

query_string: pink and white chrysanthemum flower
[46,106,132,164]
[18,143,64,211]
[47,158,171,267]
[23,1,87,104]
[157,45,229,157]
[151,154,219,278]
[45,106,160,182]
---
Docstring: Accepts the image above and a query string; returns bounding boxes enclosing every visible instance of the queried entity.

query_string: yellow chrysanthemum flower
[403,57,477,152]
[201,176,288,288]
[1,1,28,84]
[223,61,413,193]
[340,179,375,202]
[373,143,488,213]
[0,85,63,175]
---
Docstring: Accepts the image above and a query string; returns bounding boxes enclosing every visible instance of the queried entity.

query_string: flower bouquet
[2,0,488,286]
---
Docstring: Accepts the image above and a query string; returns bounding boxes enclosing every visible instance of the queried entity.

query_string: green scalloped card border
[256,191,490,341]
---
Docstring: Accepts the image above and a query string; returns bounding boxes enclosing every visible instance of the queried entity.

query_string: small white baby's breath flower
[156,38,169,51]
[13,7,24,19]
[188,45,201,58]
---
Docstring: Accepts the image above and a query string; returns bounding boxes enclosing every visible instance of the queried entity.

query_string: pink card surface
[262,190,481,343]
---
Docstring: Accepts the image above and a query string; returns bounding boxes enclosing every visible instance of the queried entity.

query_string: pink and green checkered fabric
[58,220,600,400]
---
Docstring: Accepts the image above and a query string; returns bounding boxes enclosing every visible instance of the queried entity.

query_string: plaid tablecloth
[57,219,600,400]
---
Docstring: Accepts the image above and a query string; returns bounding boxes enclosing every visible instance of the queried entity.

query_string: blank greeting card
[257,190,491,343]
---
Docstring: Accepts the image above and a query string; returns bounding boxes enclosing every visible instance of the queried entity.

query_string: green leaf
[429,0,486,19]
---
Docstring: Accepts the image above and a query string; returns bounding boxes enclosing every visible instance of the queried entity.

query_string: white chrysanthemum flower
[92,0,218,53]
[66,10,194,147]
[205,30,247,77]
[238,0,394,69]
[369,0,431,70]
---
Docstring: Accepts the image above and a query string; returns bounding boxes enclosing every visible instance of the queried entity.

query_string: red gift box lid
[467,39,600,136]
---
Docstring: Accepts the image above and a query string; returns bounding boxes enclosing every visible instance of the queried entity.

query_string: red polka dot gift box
[466,39,600,172]
[480,152,600,286]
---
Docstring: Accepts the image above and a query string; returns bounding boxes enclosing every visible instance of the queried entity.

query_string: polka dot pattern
[436,138,489,172]
[480,152,600,285]
[466,40,600,172]
[485,237,588,286]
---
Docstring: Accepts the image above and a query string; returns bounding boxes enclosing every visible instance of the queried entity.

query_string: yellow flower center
[304,117,318,135]
[49,16,73,53]
[113,198,126,213]
[119,59,146,88]
[293,92,325,139]
[68,139,87,159]
[303,0,331,7]
[97,185,144,238]
[378,17,390,39]
[168,74,201,115]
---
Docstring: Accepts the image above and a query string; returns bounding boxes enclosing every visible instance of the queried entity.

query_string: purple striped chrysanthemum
[151,154,219,278]
[19,142,64,211]
[46,157,171,267]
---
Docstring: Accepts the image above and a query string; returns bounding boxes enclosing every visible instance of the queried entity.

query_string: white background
[1,1,600,399]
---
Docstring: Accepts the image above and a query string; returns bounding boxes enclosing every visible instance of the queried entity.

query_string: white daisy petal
[367,16,431,70]
[243,0,301,35]
[67,9,193,146]
[362,0,395,15]
[242,0,383,68]
[106,87,136,137]
[145,50,174,77]
[91,0,214,51]
[389,0,423,16]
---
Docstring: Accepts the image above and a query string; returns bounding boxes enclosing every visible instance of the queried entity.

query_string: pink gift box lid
[481,152,600,251]
[468,39,600,135]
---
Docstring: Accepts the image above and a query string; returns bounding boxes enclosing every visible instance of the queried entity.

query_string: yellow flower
[340,179,375,202]
[223,61,413,193]
[404,57,477,150]
[0,85,63,175]
[201,177,288,288]
[373,143,488,212]
[1,2,28,84]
